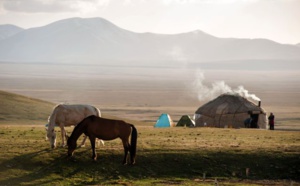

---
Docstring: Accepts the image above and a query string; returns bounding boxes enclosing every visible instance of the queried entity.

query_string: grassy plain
[0,125,299,185]
[1,64,300,129]
[0,64,300,185]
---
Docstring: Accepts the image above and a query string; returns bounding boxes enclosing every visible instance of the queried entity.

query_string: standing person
[268,113,275,130]
[244,117,252,128]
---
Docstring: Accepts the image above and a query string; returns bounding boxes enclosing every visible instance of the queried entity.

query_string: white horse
[46,104,102,148]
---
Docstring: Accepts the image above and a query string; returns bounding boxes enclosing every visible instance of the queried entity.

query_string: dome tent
[176,115,195,127]
[194,94,267,129]
[154,113,175,128]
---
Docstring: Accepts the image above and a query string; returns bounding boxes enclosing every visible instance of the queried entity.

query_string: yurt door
[250,114,259,128]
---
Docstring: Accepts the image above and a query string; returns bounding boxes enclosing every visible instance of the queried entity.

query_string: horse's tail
[130,124,137,161]
[94,107,105,146]
[94,106,101,117]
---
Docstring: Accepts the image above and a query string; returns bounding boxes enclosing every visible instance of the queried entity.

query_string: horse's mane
[69,116,92,141]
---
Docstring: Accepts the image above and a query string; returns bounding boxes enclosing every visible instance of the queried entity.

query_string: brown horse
[67,115,137,165]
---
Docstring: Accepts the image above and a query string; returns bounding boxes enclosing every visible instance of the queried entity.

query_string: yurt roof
[195,93,265,117]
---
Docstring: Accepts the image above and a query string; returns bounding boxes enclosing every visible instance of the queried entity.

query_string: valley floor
[0,63,299,130]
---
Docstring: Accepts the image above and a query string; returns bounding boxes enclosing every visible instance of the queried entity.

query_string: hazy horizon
[0,0,299,122]
[0,0,300,45]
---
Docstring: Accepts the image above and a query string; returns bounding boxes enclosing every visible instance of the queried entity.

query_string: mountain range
[0,24,23,41]
[0,17,299,65]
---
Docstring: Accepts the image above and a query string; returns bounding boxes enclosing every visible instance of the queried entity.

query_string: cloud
[0,0,109,13]
[0,0,273,14]
[163,0,195,4]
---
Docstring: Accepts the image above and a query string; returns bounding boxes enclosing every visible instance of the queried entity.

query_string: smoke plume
[193,69,261,101]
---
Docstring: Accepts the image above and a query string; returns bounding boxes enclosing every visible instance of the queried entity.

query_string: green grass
[0,90,299,185]
[0,126,299,185]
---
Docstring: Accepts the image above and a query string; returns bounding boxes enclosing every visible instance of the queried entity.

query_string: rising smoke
[193,69,261,102]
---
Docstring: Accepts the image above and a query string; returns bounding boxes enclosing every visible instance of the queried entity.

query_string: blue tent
[154,113,175,128]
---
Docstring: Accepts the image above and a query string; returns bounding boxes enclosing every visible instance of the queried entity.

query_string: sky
[0,0,299,44]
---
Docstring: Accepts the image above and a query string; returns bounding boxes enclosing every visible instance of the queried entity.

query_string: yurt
[154,113,175,128]
[194,94,267,129]
[176,115,195,127]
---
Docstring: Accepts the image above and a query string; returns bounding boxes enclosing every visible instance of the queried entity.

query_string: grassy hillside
[0,90,145,126]
[0,90,55,125]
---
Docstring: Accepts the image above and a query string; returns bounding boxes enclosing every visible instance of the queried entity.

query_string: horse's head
[47,129,57,149]
[66,135,76,158]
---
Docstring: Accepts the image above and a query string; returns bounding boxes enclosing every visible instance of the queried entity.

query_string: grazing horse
[67,115,137,165]
[47,104,101,148]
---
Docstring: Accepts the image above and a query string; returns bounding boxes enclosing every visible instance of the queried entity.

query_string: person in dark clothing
[268,113,275,130]
[244,117,252,128]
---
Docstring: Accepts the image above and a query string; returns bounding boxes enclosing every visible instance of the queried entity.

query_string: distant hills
[0,24,23,41]
[0,17,299,64]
